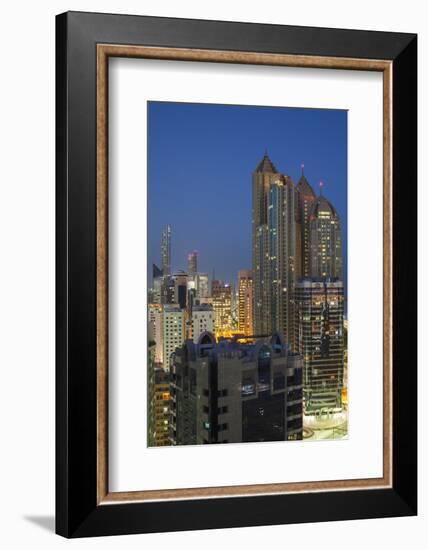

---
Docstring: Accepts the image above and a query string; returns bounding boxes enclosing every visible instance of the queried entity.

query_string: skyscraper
[238,270,253,336]
[267,175,297,345]
[294,278,344,413]
[187,250,198,276]
[252,153,279,336]
[309,192,342,279]
[161,224,171,276]
[252,154,296,344]
[170,332,303,445]
[295,166,317,279]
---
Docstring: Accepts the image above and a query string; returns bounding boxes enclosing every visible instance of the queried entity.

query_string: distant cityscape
[148,152,347,447]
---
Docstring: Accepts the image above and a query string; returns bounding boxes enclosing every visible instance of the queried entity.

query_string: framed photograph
[56,11,417,537]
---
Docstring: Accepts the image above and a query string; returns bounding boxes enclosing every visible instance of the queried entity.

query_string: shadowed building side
[295,166,317,279]
[170,332,303,445]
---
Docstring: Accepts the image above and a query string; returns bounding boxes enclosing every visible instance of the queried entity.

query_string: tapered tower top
[310,195,339,220]
[254,152,278,174]
[296,164,316,198]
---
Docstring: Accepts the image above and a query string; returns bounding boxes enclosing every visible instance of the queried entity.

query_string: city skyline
[147,101,348,447]
[148,101,347,290]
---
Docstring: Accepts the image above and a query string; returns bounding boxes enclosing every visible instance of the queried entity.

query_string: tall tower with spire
[295,164,316,278]
[252,153,279,336]
[252,153,296,344]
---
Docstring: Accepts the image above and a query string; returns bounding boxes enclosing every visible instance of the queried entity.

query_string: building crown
[310,195,339,220]
[296,166,316,198]
[254,152,278,174]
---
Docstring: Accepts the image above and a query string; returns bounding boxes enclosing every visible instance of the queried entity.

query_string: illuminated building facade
[238,270,253,336]
[170,332,303,445]
[211,280,233,336]
[148,363,171,447]
[309,194,342,278]
[162,305,185,371]
[294,278,344,413]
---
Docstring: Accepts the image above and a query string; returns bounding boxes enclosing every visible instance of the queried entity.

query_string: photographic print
[147,101,347,447]
[56,14,417,536]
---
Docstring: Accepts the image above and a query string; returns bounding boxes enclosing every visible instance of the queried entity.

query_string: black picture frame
[56,11,417,538]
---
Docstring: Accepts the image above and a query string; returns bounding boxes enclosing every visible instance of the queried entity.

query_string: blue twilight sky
[148,101,347,293]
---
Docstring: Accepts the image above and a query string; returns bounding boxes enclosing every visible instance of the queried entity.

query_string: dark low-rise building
[170,332,303,445]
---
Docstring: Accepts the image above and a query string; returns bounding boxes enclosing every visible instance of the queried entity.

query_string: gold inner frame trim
[96,44,393,505]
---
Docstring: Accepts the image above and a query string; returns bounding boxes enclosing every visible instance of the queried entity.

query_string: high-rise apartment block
[294,278,344,413]
[190,304,214,343]
[238,270,253,336]
[148,304,163,363]
[309,194,342,278]
[170,332,303,445]
[162,305,185,371]
[148,362,171,447]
